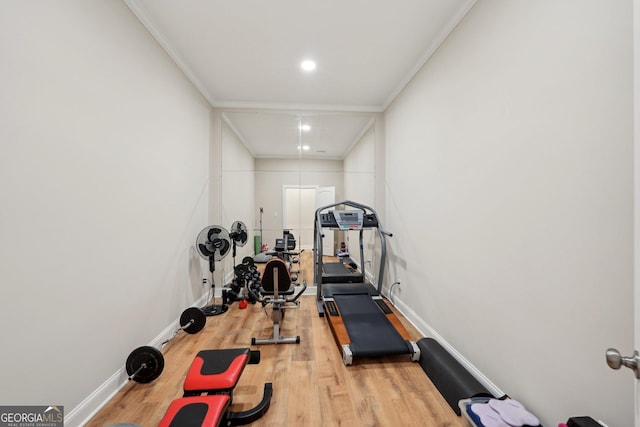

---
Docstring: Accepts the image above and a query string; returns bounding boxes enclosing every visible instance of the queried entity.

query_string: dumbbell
[125,307,206,383]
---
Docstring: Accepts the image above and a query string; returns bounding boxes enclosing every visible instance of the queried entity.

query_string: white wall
[384,1,633,425]
[343,124,378,278]
[255,158,344,249]
[0,2,211,425]
[344,125,376,205]
[219,118,256,278]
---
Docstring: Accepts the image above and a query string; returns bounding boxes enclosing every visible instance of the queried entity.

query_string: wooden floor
[87,254,463,427]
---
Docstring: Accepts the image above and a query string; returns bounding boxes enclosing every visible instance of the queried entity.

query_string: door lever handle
[605,348,640,379]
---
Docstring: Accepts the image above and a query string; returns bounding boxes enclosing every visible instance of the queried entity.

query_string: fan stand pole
[201,257,228,317]
[232,240,237,270]
[259,207,263,249]
[230,239,249,309]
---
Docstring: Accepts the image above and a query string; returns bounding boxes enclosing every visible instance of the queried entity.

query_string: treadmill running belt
[323,262,351,275]
[333,294,411,357]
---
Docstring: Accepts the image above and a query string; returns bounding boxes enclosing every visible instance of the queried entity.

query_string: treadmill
[314,200,420,365]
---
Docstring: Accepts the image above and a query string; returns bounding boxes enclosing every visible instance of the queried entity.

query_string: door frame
[633,0,639,423]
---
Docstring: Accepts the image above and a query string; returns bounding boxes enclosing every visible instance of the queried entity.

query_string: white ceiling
[223,111,375,159]
[125,0,476,158]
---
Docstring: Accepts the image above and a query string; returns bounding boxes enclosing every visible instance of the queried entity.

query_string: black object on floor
[567,416,602,427]
[417,337,494,415]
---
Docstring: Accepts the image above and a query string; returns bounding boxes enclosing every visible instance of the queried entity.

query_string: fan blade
[198,243,215,257]
[235,230,247,247]
[208,228,222,241]
[218,239,231,258]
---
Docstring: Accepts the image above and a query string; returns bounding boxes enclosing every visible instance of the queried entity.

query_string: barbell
[125,306,206,383]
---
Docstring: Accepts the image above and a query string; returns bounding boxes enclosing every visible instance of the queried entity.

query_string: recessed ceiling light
[297,145,311,151]
[300,124,311,132]
[300,60,316,71]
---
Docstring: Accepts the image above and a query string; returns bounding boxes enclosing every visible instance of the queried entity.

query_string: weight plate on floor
[235,264,249,276]
[180,307,206,334]
[125,346,164,383]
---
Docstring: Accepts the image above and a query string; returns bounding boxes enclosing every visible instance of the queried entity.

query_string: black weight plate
[242,256,255,267]
[125,346,164,383]
[180,307,206,334]
[235,264,248,276]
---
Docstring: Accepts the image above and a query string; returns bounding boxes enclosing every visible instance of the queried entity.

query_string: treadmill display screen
[332,210,364,230]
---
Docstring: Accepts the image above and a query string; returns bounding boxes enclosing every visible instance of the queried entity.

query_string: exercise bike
[248,257,306,345]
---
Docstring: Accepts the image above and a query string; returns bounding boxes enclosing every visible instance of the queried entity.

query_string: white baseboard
[64,369,126,427]
[389,295,505,399]
[67,293,211,427]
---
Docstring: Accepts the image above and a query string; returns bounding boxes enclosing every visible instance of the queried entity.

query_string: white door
[631,2,640,423]
[316,186,335,255]
[283,186,317,249]
[611,3,640,424]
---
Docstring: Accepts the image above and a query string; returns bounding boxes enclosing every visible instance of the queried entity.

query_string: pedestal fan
[229,220,249,308]
[229,220,248,265]
[196,225,231,316]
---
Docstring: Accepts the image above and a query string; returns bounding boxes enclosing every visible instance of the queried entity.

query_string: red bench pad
[158,395,230,427]
[184,348,250,393]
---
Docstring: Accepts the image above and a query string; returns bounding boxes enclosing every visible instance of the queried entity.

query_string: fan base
[201,304,228,316]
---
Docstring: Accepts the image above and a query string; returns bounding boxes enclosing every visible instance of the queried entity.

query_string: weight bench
[158,348,272,427]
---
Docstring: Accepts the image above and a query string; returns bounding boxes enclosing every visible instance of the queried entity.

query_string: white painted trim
[64,369,124,427]
[218,108,379,159]
[256,154,344,161]
[125,0,477,115]
[214,100,383,113]
[219,108,377,119]
[67,293,211,427]
[381,0,477,111]
[123,0,217,108]
[343,116,376,159]
[391,295,505,399]
[221,112,256,158]
[633,0,640,424]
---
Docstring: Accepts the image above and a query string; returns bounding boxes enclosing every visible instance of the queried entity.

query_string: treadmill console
[319,212,339,228]
[319,210,379,229]
[362,213,378,228]
[333,210,363,230]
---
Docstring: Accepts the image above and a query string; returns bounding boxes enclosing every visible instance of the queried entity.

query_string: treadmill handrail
[314,200,390,296]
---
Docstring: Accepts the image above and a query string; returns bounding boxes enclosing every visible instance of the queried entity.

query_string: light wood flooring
[87,253,463,427]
